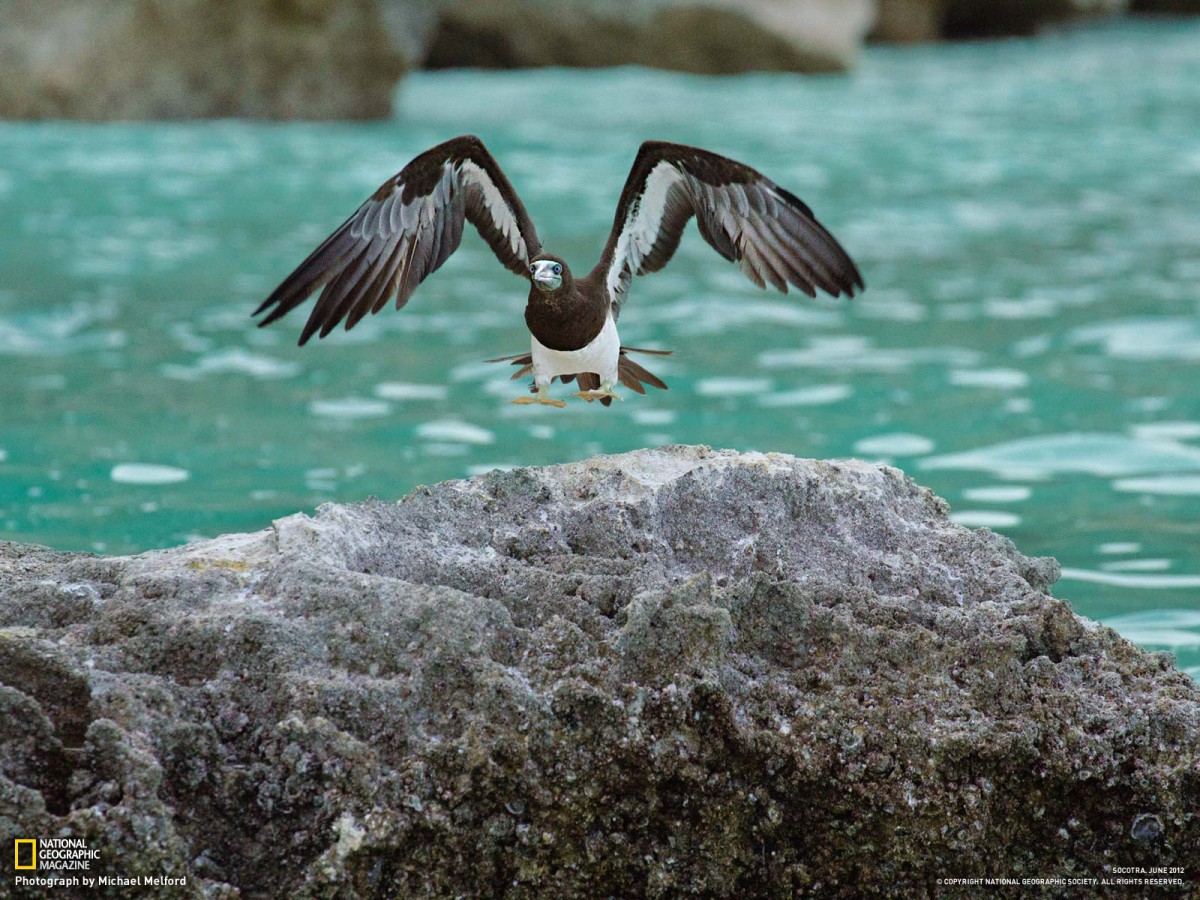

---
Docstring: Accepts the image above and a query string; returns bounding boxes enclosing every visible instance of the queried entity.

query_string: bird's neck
[525,286,608,352]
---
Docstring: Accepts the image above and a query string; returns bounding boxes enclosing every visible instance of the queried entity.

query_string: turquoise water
[1,22,1198,676]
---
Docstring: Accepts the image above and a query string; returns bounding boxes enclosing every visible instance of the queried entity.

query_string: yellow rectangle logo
[14,838,37,870]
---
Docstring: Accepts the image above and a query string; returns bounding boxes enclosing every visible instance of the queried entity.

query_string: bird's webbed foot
[572,389,622,403]
[512,385,566,408]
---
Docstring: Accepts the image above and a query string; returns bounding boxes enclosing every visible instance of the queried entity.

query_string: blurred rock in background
[0,0,1186,120]
[0,0,416,120]
[872,0,1128,42]
[1129,0,1200,11]
[424,0,873,74]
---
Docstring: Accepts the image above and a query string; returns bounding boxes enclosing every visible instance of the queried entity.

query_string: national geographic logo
[12,838,97,871]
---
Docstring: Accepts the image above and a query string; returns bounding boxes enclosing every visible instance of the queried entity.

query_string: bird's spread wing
[592,141,863,309]
[254,135,542,345]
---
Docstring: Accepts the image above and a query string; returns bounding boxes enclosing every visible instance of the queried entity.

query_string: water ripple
[922,434,1200,478]
[1101,610,1200,649]
[1112,475,1200,496]
[1062,569,1200,589]
[111,464,190,485]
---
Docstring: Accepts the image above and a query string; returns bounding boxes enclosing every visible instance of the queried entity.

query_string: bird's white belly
[531,314,620,385]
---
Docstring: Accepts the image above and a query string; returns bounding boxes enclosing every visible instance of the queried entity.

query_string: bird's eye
[529,264,536,273]
[553,264,562,275]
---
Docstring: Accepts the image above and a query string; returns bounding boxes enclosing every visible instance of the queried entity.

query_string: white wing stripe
[460,159,526,259]
[607,160,684,297]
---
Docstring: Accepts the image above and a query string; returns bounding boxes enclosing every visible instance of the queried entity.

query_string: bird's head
[529,255,569,293]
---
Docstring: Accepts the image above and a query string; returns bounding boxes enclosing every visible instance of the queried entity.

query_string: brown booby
[254,135,863,407]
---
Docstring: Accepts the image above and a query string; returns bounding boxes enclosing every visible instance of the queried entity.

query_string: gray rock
[0,0,875,120]
[1,446,1197,897]
[1131,0,1200,10]
[0,0,412,120]
[872,0,1128,42]
[424,0,874,74]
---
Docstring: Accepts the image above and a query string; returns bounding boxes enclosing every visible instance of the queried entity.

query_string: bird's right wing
[254,135,542,345]
[592,141,863,310]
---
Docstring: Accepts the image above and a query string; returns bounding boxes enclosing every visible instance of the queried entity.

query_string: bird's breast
[524,288,609,352]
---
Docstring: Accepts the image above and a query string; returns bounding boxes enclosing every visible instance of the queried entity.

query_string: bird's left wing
[254,135,542,345]
[591,141,863,309]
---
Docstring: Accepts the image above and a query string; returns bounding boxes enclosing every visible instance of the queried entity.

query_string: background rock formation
[424,0,874,74]
[872,0,1128,42]
[1,447,1197,897]
[2,0,1177,119]
[0,0,414,120]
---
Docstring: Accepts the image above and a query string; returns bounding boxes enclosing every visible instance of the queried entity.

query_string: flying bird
[253,135,863,407]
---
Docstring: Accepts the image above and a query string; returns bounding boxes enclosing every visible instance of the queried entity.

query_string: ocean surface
[1,21,1197,676]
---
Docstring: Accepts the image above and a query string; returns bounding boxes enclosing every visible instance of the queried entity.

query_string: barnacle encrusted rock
[1,446,1196,897]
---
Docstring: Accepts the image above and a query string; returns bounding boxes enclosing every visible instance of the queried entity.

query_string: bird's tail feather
[486,346,671,407]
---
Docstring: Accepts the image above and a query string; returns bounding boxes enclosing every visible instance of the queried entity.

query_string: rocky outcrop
[872,0,1128,42]
[0,0,873,120]
[0,0,415,120]
[1131,0,1200,11]
[424,0,874,74]
[1,446,1197,897]
[1,0,1193,120]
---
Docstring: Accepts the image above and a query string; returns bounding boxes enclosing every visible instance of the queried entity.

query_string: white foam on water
[1100,559,1172,573]
[1112,475,1200,496]
[854,433,935,457]
[1070,317,1200,361]
[0,302,125,356]
[374,382,448,401]
[983,296,1058,319]
[639,297,840,333]
[759,338,980,372]
[1098,542,1142,555]
[161,348,301,381]
[962,485,1032,503]
[1061,569,1200,589]
[416,420,495,445]
[1100,610,1200,649]
[757,384,852,407]
[922,433,1200,478]
[631,409,676,425]
[948,368,1030,390]
[111,463,190,485]
[950,510,1021,529]
[309,397,392,419]
[1129,421,1200,442]
[694,377,772,396]
[450,360,499,382]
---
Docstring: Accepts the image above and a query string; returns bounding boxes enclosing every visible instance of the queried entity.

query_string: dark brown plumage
[253,135,540,346]
[253,135,863,407]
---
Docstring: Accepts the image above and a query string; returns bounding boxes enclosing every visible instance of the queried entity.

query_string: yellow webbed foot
[573,390,622,403]
[511,395,566,408]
